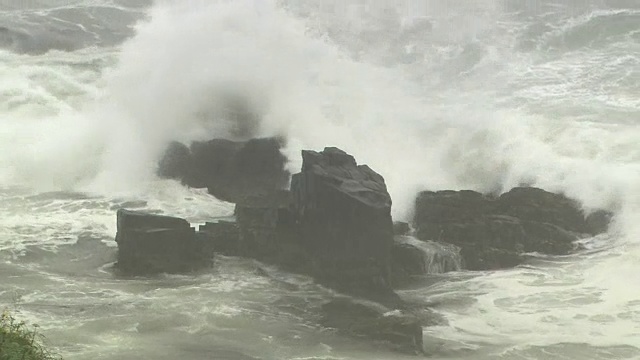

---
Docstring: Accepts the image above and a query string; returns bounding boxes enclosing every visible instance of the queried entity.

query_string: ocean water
[0,0,638,359]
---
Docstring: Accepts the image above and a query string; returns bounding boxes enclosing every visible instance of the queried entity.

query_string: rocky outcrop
[157,137,289,203]
[151,146,402,304]
[320,297,424,355]
[290,147,398,305]
[197,221,240,256]
[114,209,212,275]
[233,191,306,269]
[118,147,443,354]
[231,147,400,304]
[115,143,620,355]
[413,187,612,270]
[496,187,610,235]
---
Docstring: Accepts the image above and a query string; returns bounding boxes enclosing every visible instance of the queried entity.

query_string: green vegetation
[0,310,61,360]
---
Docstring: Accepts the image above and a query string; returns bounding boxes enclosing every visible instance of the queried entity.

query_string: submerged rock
[413,187,612,270]
[157,137,289,203]
[291,147,398,305]
[320,297,424,355]
[115,209,212,275]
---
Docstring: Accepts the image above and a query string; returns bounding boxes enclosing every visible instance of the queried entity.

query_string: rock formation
[289,147,398,305]
[108,136,625,357]
[197,220,240,257]
[413,187,612,270]
[157,144,403,305]
[157,137,289,203]
[121,143,618,355]
[114,209,212,275]
[233,191,305,269]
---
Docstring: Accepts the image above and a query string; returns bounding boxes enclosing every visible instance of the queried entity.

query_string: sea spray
[0,2,638,357]
[1,0,637,222]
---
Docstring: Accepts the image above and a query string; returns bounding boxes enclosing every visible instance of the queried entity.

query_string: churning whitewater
[0,0,639,359]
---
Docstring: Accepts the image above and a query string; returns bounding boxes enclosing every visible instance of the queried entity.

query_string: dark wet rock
[585,210,614,235]
[197,221,240,256]
[393,221,411,236]
[157,137,289,203]
[234,191,305,268]
[496,187,595,234]
[290,147,398,305]
[320,297,424,355]
[116,209,188,230]
[414,190,494,226]
[115,209,212,275]
[157,141,192,183]
[232,147,399,305]
[391,236,462,287]
[413,187,612,270]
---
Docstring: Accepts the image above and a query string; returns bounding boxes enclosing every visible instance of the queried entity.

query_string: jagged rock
[157,137,289,203]
[197,221,240,256]
[232,147,399,304]
[114,209,212,274]
[290,147,398,305]
[413,187,612,270]
[391,236,462,286]
[320,297,424,355]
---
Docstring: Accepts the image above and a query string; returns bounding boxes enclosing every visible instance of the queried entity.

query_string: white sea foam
[0,1,637,220]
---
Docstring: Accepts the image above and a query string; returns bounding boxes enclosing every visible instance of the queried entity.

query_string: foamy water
[0,1,638,359]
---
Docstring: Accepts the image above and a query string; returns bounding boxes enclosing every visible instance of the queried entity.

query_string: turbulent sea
[0,0,639,359]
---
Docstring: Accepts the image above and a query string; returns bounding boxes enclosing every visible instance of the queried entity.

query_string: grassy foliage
[0,310,61,360]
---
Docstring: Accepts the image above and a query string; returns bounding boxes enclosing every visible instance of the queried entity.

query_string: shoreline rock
[234,191,305,269]
[413,187,612,270]
[197,220,240,257]
[114,141,616,355]
[289,147,398,306]
[114,209,213,275]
